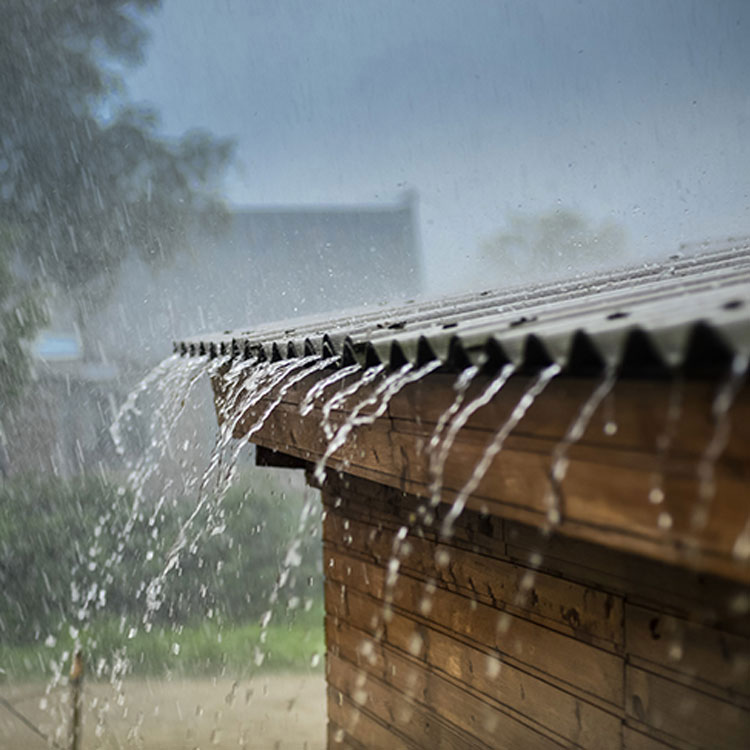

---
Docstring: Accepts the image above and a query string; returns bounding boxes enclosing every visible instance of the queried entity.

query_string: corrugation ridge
[172,246,750,377]
[173,245,750,353]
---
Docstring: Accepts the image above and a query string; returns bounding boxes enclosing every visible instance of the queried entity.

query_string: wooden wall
[217,368,750,584]
[321,472,750,750]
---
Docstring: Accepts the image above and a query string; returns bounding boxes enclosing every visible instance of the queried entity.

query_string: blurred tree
[0,0,233,391]
[481,209,626,284]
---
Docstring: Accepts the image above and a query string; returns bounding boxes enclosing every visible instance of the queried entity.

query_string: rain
[2,2,750,749]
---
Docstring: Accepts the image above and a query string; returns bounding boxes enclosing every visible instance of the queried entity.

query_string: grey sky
[125,0,750,293]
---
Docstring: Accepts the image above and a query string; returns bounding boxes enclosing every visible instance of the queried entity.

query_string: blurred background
[1,1,748,747]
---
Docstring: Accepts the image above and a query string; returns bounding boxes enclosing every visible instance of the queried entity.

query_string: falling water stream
[149,355,334,619]
[544,364,618,530]
[23,342,747,748]
[27,351,338,747]
[695,352,749,533]
[314,359,442,485]
[648,376,684,508]
[300,363,362,417]
[426,364,479,479]
[428,362,516,510]
[372,361,561,672]
[320,364,385,440]
[441,363,562,538]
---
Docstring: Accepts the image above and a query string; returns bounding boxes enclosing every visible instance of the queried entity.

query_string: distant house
[210,193,421,321]
[177,192,422,334]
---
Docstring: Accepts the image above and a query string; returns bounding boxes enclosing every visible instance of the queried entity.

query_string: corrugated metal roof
[175,241,750,376]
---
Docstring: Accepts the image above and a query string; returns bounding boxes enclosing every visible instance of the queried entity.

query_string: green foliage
[0,606,325,679]
[1,0,234,292]
[0,0,234,403]
[0,472,323,649]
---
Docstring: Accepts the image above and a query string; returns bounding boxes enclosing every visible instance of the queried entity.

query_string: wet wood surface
[322,475,750,750]
[212,366,750,582]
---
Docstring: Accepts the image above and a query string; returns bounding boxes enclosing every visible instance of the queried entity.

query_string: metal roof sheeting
[175,241,750,376]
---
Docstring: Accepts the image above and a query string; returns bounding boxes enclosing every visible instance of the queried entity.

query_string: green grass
[0,605,325,681]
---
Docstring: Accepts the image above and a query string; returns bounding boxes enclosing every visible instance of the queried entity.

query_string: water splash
[694,353,749,531]
[139,356,302,617]
[149,355,332,617]
[116,355,217,546]
[441,363,561,538]
[109,353,181,456]
[314,359,441,485]
[428,363,516,509]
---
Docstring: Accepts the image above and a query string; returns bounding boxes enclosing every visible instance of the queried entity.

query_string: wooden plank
[223,386,750,582]
[328,614,621,750]
[327,689,415,750]
[387,375,750,467]
[626,604,750,704]
[324,553,625,707]
[328,655,494,749]
[322,473,507,557]
[323,509,624,648]
[327,721,368,750]
[329,650,567,750]
[504,519,750,636]
[622,725,682,750]
[266,370,750,466]
[626,666,750,749]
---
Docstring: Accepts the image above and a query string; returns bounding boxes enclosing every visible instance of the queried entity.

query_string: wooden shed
[177,244,750,749]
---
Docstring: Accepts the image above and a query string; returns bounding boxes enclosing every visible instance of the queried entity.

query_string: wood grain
[212,367,750,582]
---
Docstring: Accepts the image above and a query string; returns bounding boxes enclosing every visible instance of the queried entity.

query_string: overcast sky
[125,0,750,294]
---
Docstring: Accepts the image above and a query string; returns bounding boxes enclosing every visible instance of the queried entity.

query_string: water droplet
[486,655,502,678]
[732,528,750,561]
[730,592,750,615]
[435,548,451,568]
[649,487,665,504]
[657,512,673,530]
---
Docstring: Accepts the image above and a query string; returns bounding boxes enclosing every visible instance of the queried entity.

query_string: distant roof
[176,240,750,377]
[186,195,422,324]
